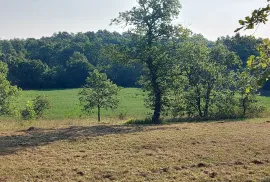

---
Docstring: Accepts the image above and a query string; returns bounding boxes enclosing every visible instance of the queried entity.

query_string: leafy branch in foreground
[235,0,270,32]
[236,1,270,87]
[247,39,270,86]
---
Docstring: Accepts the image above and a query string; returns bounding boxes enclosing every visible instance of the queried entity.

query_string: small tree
[79,70,119,121]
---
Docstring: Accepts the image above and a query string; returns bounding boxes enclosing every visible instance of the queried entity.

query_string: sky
[0,0,269,41]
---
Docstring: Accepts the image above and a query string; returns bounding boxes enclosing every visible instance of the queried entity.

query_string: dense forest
[0,30,268,90]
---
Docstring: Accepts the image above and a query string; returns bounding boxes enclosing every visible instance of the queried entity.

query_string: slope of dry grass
[0,119,270,182]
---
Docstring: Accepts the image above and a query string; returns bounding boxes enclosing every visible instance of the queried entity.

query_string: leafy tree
[66,52,94,88]
[79,70,119,121]
[111,0,182,124]
[0,40,17,56]
[16,59,48,89]
[218,34,262,66]
[10,38,27,57]
[167,41,245,119]
[0,62,20,116]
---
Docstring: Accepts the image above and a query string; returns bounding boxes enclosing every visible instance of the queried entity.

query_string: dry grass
[0,119,270,182]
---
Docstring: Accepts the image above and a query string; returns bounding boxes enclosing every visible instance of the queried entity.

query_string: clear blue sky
[0,0,269,40]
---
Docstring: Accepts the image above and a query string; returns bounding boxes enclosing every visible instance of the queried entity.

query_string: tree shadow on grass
[126,117,247,125]
[0,125,144,156]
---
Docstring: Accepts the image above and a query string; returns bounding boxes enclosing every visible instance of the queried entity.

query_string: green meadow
[15,88,151,120]
[12,88,270,121]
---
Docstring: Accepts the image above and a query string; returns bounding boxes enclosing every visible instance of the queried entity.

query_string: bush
[21,101,36,120]
[33,95,51,118]
[21,95,51,120]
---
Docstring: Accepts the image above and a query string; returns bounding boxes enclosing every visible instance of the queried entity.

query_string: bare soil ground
[0,119,270,182]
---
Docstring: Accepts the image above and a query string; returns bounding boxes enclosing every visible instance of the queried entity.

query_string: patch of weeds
[125,118,166,125]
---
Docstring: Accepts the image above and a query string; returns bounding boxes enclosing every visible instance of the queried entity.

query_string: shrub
[21,95,51,120]
[21,101,36,120]
[33,95,51,118]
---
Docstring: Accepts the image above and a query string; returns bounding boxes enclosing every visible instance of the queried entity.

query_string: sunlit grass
[0,119,269,181]
[15,88,150,120]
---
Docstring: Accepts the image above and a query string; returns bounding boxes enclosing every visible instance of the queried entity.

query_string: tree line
[0,28,269,90]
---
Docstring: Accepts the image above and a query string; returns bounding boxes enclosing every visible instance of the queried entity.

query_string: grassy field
[0,119,270,182]
[12,88,270,121]
[15,88,150,120]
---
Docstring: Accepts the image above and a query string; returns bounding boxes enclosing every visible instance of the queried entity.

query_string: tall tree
[111,0,182,124]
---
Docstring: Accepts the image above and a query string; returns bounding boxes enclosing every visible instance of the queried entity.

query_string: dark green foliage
[66,52,94,88]
[16,60,48,89]
[164,40,265,119]
[218,34,270,90]
[0,31,142,89]
[0,28,268,90]
[218,34,263,66]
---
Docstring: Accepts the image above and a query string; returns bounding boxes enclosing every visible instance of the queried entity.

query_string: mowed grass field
[0,88,270,181]
[0,119,270,181]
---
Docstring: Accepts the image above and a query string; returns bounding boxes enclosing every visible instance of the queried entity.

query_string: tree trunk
[152,85,161,124]
[148,58,162,124]
[98,106,101,122]
[242,97,247,117]
[204,83,212,118]
[196,86,203,117]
